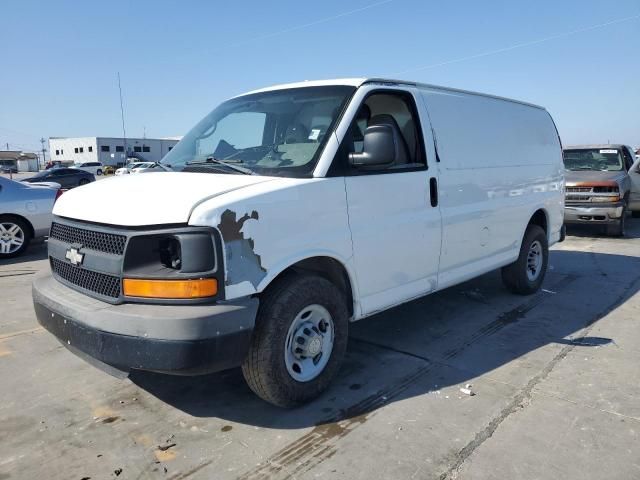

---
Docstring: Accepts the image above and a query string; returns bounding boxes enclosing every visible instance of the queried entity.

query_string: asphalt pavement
[1,220,639,479]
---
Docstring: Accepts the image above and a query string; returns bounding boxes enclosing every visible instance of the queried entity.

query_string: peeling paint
[217,209,267,287]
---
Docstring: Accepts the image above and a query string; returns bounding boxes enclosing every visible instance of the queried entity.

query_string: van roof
[239,77,546,110]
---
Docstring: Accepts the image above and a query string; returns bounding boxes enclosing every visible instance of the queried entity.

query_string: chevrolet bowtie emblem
[65,247,84,266]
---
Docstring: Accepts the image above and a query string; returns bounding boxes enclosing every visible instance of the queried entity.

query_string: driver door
[340,88,442,316]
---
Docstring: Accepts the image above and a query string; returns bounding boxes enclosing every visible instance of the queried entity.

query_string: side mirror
[349,125,396,168]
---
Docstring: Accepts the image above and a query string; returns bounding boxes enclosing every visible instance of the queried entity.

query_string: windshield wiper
[186,157,255,175]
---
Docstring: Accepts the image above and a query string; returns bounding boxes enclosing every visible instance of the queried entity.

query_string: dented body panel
[189,177,356,308]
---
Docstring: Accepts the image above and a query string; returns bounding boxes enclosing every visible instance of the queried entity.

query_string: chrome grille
[566,187,592,193]
[50,257,121,298]
[50,222,126,255]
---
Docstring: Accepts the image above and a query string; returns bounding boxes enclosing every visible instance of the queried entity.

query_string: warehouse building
[48,136,180,166]
[0,151,40,172]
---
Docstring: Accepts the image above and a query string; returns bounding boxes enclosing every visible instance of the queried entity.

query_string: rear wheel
[502,224,548,295]
[96,169,103,176]
[242,273,349,408]
[0,216,31,259]
[605,207,626,237]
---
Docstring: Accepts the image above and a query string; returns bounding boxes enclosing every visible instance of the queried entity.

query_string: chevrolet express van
[33,78,564,407]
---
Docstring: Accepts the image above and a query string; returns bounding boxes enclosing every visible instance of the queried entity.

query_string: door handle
[429,177,438,207]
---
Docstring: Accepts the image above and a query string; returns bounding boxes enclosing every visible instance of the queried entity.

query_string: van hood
[565,170,627,186]
[53,172,275,226]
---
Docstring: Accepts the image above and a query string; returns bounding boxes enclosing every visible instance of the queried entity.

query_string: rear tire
[502,224,548,295]
[0,216,31,259]
[605,207,626,237]
[242,273,349,408]
[96,169,103,176]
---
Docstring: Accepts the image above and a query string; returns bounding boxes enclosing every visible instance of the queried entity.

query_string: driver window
[347,92,425,171]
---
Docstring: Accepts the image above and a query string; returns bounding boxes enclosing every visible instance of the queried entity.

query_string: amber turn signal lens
[123,278,217,299]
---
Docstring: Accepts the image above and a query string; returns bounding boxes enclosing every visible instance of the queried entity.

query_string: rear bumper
[564,203,624,225]
[32,274,258,375]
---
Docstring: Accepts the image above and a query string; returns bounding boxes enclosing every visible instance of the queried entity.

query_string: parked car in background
[563,145,638,235]
[33,78,564,407]
[629,155,640,218]
[115,162,146,176]
[72,162,103,175]
[131,162,172,174]
[21,168,95,189]
[45,161,63,169]
[0,164,18,174]
[0,177,61,258]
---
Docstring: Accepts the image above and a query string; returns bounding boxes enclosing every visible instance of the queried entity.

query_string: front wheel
[78,178,89,186]
[242,273,349,408]
[502,224,548,295]
[96,169,103,176]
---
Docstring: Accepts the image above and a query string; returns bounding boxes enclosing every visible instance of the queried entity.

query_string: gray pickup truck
[563,144,640,236]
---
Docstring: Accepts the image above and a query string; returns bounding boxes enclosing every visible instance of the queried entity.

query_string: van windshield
[161,86,355,178]
[563,148,624,172]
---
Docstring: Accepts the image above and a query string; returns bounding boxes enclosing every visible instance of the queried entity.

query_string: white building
[48,136,181,166]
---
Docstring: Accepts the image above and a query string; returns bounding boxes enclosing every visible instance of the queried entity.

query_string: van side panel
[420,87,563,290]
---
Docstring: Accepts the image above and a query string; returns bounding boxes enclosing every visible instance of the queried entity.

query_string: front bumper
[32,274,258,375]
[563,202,624,225]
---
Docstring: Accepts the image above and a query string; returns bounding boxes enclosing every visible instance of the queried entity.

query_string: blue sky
[1,0,639,156]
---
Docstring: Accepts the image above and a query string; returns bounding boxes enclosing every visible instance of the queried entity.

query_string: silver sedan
[0,176,61,258]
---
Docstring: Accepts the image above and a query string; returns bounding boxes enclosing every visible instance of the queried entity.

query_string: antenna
[118,72,127,163]
[40,137,47,169]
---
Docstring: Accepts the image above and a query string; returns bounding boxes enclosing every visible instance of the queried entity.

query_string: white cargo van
[33,78,564,407]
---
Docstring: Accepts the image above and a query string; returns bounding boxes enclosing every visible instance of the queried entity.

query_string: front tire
[78,178,89,186]
[242,273,349,408]
[96,169,103,176]
[502,224,548,295]
[0,216,31,258]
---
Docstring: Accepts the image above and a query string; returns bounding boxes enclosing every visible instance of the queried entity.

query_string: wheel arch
[256,254,358,318]
[528,208,549,238]
[0,213,35,239]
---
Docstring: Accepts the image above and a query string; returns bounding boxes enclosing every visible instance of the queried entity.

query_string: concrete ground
[1,220,640,480]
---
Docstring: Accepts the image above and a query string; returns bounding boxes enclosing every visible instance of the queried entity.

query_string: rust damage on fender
[217,209,267,287]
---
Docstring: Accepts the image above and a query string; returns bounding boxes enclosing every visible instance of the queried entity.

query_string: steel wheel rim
[284,304,334,382]
[0,222,25,254]
[526,240,543,281]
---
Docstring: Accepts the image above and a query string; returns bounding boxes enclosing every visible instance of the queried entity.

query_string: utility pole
[118,72,127,165]
[40,137,47,169]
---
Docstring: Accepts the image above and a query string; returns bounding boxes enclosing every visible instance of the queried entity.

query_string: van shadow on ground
[131,241,640,429]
